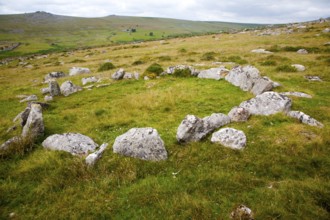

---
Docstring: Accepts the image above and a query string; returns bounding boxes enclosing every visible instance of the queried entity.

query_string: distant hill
[0,11,264,58]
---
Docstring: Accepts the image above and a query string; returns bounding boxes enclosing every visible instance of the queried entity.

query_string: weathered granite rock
[49,80,61,96]
[42,133,98,155]
[250,77,274,95]
[69,67,91,76]
[113,128,167,161]
[291,64,305,72]
[176,113,230,143]
[198,67,229,80]
[20,95,38,103]
[239,92,292,115]
[165,65,199,76]
[230,205,254,220]
[123,72,140,80]
[251,49,273,54]
[297,49,308,54]
[41,87,50,94]
[280,92,312,98]
[82,76,98,85]
[211,128,247,150]
[44,71,65,82]
[287,111,324,127]
[44,95,53,102]
[228,107,250,122]
[0,136,21,151]
[225,66,260,91]
[13,107,31,127]
[85,143,108,166]
[60,81,82,96]
[22,104,44,140]
[112,68,125,80]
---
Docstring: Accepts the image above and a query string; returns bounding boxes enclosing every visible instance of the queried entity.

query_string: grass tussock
[97,62,116,72]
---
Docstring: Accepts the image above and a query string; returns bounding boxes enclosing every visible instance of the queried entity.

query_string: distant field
[0,12,263,58]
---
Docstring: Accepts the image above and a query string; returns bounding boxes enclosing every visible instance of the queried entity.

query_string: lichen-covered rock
[85,143,108,166]
[198,67,229,80]
[113,128,167,161]
[60,81,82,96]
[228,107,250,122]
[211,128,247,150]
[250,77,274,95]
[112,68,125,80]
[239,92,292,115]
[49,80,61,96]
[22,104,44,140]
[230,205,254,220]
[0,136,21,151]
[287,111,324,127]
[176,113,230,143]
[41,87,50,94]
[42,133,98,155]
[20,95,38,103]
[69,67,91,76]
[225,65,260,91]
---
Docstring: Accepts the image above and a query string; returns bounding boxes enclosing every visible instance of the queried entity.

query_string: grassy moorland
[0,20,329,219]
[0,12,263,59]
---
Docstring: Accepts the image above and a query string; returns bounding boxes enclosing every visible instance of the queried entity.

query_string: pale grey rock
[323,28,330,33]
[144,76,150,80]
[263,76,281,88]
[230,205,254,220]
[42,133,98,155]
[280,92,312,98]
[113,128,167,161]
[20,95,38,103]
[228,107,250,122]
[44,71,65,82]
[291,64,306,72]
[44,95,53,102]
[176,113,230,143]
[287,111,324,127]
[22,104,44,140]
[324,42,330,46]
[251,49,273,54]
[82,76,97,85]
[211,128,247,150]
[60,81,82,96]
[251,77,274,95]
[96,83,111,88]
[165,65,199,76]
[239,92,292,115]
[134,72,140,80]
[13,107,31,126]
[225,65,260,91]
[305,76,322,81]
[297,49,308,54]
[111,68,125,80]
[85,143,108,166]
[0,136,21,151]
[197,67,229,80]
[49,80,61,96]
[41,87,50,94]
[69,67,91,76]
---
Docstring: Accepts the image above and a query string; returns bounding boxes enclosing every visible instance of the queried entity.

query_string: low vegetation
[97,62,116,72]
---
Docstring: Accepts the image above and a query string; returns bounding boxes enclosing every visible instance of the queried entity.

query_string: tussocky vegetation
[0,15,329,219]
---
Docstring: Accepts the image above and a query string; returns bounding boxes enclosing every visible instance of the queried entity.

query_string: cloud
[0,0,329,23]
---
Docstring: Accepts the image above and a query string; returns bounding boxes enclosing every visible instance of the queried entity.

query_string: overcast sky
[0,0,329,24]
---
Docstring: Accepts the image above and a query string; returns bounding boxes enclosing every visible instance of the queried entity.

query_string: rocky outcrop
[42,133,98,155]
[287,111,324,127]
[22,104,44,140]
[113,128,167,161]
[60,81,82,96]
[82,76,98,85]
[239,92,292,115]
[228,107,250,122]
[49,80,61,96]
[111,68,125,80]
[211,128,247,150]
[176,113,230,143]
[280,92,312,98]
[197,67,229,80]
[85,143,108,166]
[69,67,91,76]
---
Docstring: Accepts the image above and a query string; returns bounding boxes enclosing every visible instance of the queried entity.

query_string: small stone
[287,111,324,127]
[297,49,308,54]
[230,205,254,220]
[41,87,50,94]
[60,81,82,96]
[20,95,38,103]
[85,143,108,166]
[291,64,305,72]
[228,107,250,122]
[69,67,91,76]
[251,48,273,54]
[49,80,61,96]
[280,92,312,98]
[211,128,247,150]
[111,68,125,80]
[44,95,53,102]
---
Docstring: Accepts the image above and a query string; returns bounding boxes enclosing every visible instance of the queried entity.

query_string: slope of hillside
[0,12,263,58]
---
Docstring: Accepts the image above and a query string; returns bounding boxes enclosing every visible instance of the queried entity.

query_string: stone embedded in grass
[239,92,292,115]
[49,80,61,96]
[165,65,199,76]
[44,71,65,83]
[82,76,98,85]
[13,107,31,127]
[0,136,21,151]
[287,111,324,128]
[291,64,306,72]
[251,48,273,54]
[113,127,167,161]
[123,72,140,80]
[297,49,308,54]
[22,104,44,140]
[280,92,312,98]
[228,107,250,122]
[44,95,53,102]
[225,65,261,91]
[85,143,108,166]
[304,75,322,82]
[69,67,91,76]
[41,87,50,94]
[19,95,38,103]
[60,81,82,96]
[211,128,247,150]
[42,133,98,156]
[111,68,125,80]
[230,205,254,220]
[176,113,230,143]
[250,77,274,95]
[197,67,229,80]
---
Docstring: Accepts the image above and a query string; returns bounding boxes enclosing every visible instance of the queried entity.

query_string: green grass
[0,20,329,219]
